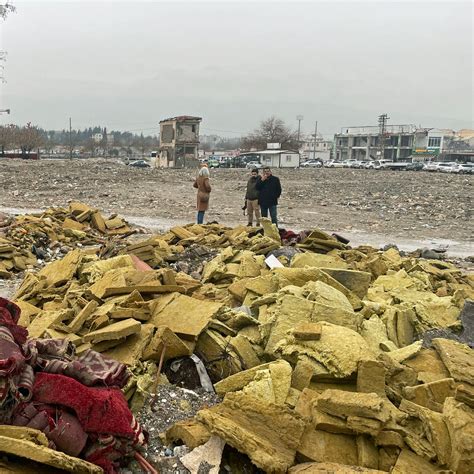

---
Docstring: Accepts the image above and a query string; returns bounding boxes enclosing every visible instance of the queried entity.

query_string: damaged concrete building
[158,115,202,168]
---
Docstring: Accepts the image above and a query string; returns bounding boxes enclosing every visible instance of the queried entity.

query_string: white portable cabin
[239,149,300,168]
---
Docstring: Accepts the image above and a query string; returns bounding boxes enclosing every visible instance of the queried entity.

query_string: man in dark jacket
[245,168,261,226]
[256,167,282,226]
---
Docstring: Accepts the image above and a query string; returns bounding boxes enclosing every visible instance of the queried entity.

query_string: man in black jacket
[256,167,282,226]
[245,168,261,226]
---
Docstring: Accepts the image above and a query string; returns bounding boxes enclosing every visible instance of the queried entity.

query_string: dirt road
[1,158,472,248]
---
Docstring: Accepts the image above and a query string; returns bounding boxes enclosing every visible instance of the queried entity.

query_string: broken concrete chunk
[317,390,389,422]
[229,333,261,369]
[37,249,83,288]
[142,326,192,361]
[293,322,322,341]
[346,416,382,437]
[214,360,292,405]
[27,310,68,338]
[403,378,456,413]
[291,253,349,269]
[291,358,315,391]
[260,217,281,243]
[103,323,154,365]
[151,294,223,339]
[386,341,423,364]
[391,449,440,474]
[297,428,358,466]
[403,347,450,384]
[311,407,353,434]
[165,419,211,449]
[289,462,385,473]
[197,392,306,474]
[265,294,313,356]
[432,338,474,385]
[357,360,386,396]
[67,300,98,333]
[357,435,380,469]
[82,318,141,343]
[400,399,452,466]
[275,322,375,378]
[443,396,474,473]
[0,426,48,447]
[88,269,127,299]
[319,268,371,298]
[455,383,474,408]
[0,434,102,473]
[375,430,405,448]
[294,388,320,419]
[15,300,41,327]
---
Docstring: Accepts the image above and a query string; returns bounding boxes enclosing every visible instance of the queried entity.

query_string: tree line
[0,124,159,157]
[0,116,301,158]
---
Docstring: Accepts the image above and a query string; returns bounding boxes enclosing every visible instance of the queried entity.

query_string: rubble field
[0,202,473,473]
[0,158,472,242]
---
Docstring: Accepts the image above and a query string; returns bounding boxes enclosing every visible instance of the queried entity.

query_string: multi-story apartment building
[334,124,417,161]
[334,124,469,162]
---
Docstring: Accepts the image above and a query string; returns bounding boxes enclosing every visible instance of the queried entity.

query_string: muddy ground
[1,158,472,249]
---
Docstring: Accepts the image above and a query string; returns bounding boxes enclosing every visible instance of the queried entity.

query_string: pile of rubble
[0,202,133,278]
[0,215,473,473]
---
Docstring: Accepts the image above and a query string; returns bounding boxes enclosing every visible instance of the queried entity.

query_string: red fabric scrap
[33,372,135,436]
[0,297,27,346]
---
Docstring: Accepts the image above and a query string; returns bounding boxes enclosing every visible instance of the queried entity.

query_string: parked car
[245,161,262,169]
[405,161,425,171]
[342,160,357,168]
[325,160,344,168]
[423,162,440,172]
[301,160,323,168]
[437,162,458,173]
[208,159,220,168]
[129,160,150,168]
[366,160,389,170]
[350,160,367,169]
[457,163,474,174]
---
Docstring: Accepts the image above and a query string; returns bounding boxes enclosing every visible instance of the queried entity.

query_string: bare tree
[133,133,151,157]
[0,2,15,19]
[242,116,298,151]
[16,123,43,157]
[1,3,16,82]
[83,137,97,158]
[0,124,16,156]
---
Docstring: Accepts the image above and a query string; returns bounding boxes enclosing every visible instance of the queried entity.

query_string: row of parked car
[300,159,473,173]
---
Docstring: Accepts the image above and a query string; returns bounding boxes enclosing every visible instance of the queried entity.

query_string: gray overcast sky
[1,0,473,137]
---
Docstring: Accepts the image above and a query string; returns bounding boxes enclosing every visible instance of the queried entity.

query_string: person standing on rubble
[256,166,282,226]
[193,166,212,224]
[245,168,261,227]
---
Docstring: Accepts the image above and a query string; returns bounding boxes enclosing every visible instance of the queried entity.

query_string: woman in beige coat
[193,166,211,224]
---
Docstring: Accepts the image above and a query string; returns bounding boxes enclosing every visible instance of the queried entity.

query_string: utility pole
[378,114,389,160]
[296,115,303,147]
[312,121,318,160]
[69,117,72,159]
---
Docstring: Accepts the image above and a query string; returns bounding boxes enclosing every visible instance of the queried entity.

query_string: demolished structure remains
[0,203,472,473]
[158,116,202,168]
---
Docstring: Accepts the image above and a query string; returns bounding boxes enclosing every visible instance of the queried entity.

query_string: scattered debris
[0,207,472,473]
